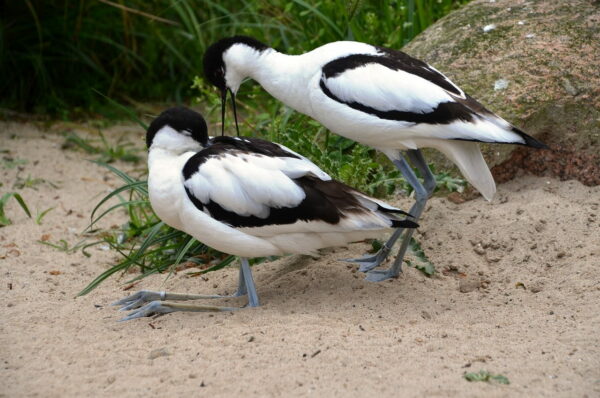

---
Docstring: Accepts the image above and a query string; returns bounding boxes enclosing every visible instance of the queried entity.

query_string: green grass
[77,162,236,296]
[2,0,469,117]
[406,237,436,276]
[1,157,28,170]
[38,238,95,256]
[0,192,32,227]
[62,131,141,163]
[35,207,55,225]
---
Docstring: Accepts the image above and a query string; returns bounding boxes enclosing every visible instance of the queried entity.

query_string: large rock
[403,0,600,185]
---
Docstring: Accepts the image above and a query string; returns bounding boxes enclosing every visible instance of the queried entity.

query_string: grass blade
[92,89,148,130]
[0,192,32,226]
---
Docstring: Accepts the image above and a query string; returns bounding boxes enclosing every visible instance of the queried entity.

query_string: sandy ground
[1,122,599,397]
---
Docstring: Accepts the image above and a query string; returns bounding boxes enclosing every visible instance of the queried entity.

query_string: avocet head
[146,107,208,152]
[203,36,268,136]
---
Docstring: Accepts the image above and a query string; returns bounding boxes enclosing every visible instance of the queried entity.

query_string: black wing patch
[320,52,476,125]
[182,135,418,229]
[185,174,416,229]
[319,79,474,125]
[185,176,359,228]
[322,51,461,96]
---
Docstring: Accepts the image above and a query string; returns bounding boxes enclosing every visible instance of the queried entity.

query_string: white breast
[147,149,195,230]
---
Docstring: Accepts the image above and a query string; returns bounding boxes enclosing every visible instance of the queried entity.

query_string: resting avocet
[202,36,548,281]
[114,107,417,320]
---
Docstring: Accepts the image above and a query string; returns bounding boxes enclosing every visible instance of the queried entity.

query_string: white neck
[224,41,382,117]
[225,46,317,115]
[251,51,316,115]
[147,147,196,230]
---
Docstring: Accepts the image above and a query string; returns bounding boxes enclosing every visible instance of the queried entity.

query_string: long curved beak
[229,88,240,137]
[220,89,227,137]
[220,88,241,137]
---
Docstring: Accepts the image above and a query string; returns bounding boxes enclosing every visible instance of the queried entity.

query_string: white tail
[433,140,496,201]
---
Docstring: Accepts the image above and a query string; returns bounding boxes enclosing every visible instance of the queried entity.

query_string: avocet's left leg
[341,228,403,272]
[406,149,436,199]
[113,265,248,311]
[240,257,260,307]
[115,258,260,321]
[365,150,434,282]
[343,149,435,274]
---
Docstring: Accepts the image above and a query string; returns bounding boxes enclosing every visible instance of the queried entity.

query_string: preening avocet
[114,107,417,320]
[203,36,548,281]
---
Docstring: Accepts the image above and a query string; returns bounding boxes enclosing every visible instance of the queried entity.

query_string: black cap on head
[146,107,208,148]
[203,36,268,91]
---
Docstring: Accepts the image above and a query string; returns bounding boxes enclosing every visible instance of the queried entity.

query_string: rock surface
[403,0,600,185]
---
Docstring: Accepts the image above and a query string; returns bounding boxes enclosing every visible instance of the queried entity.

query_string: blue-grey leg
[365,150,435,282]
[343,149,436,273]
[113,266,247,311]
[114,259,259,321]
[342,228,404,272]
[240,258,260,307]
[406,149,436,197]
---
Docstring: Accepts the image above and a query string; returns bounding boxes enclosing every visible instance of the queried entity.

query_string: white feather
[323,63,454,114]
[150,126,203,153]
[184,153,308,218]
[275,143,331,180]
[424,139,496,201]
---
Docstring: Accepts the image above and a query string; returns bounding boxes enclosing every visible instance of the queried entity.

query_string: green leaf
[0,192,32,226]
[406,237,436,276]
[92,89,148,130]
[464,370,510,384]
[35,207,54,225]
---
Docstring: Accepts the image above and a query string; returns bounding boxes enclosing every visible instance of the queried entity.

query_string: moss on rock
[402,0,600,174]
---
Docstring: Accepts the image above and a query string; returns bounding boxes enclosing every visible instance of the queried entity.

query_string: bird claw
[112,290,164,311]
[118,301,174,322]
[341,250,389,272]
[365,268,401,282]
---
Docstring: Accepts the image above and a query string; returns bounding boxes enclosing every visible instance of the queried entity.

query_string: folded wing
[319,51,530,145]
[182,136,414,233]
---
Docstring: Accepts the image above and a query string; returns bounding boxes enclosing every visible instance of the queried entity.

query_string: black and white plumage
[203,36,548,281]
[203,36,547,199]
[114,107,417,320]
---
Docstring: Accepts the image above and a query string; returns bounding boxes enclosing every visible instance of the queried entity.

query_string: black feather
[146,107,208,148]
[182,136,300,180]
[185,176,369,228]
[319,80,474,125]
[510,126,549,149]
[322,51,462,96]
[203,36,268,91]
[391,219,419,228]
